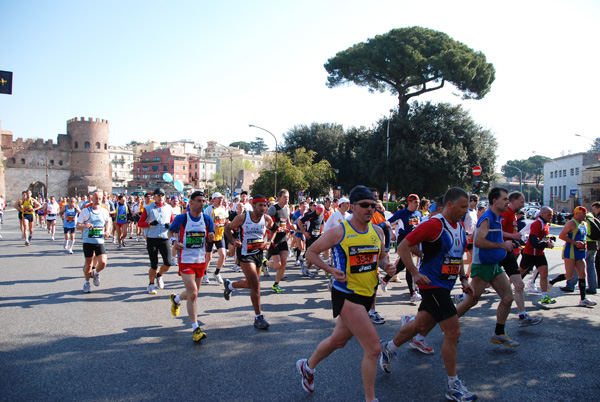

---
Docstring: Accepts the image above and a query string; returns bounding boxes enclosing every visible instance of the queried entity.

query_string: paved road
[1,210,599,402]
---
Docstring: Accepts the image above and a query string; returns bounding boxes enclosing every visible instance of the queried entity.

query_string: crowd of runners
[2,184,599,402]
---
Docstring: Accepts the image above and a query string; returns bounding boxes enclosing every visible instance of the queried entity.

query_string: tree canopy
[229,141,251,153]
[324,26,495,115]
[249,137,269,155]
[502,155,551,188]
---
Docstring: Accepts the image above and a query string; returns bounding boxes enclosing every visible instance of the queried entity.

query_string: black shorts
[500,252,520,277]
[519,253,548,271]
[236,249,263,266]
[306,235,320,249]
[83,243,107,258]
[146,237,172,269]
[268,240,289,255]
[331,287,374,318]
[418,288,457,323]
[64,227,76,234]
[206,239,225,252]
[23,214,34,222]
[133,215,140,223]
[18,211,23,220]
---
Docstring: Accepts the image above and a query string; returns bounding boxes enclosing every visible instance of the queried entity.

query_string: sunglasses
[356,202,377,209]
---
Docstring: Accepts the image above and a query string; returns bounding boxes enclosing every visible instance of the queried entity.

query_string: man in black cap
[138,188,175,294]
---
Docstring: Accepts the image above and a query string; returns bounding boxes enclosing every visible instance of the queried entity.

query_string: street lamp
[385,109,393,210]
[249,124,277,197]
[503,164,523,193]
[215,142,234,197]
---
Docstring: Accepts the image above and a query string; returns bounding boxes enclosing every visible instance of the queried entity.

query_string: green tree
[324,26,495,115]
[251,148,335,201]
[249,137,269,155]
[503,155,550,188]
[229,141,251,153]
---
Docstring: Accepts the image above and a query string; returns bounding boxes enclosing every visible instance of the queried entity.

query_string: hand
[509,232,521,241]
[149,220,159,226]
[207,233,215,242]
[384,263,396,277]
[548,241,554,249]
[503,241,514,252]
[233,240,242,248]
[462,282,474,295]
[173,242,184,251]
[331,268,346,282]
[164,223,170,229]
[413,273,431,286]
[576,240,585,248]
[262,241,271,250]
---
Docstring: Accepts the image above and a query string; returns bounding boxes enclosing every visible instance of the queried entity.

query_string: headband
[252,198,268,204]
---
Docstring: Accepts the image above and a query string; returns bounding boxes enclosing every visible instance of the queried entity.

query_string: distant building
[108,146,134,189]
[543,152,594,211]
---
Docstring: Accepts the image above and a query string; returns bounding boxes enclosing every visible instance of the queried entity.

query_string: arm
[373,225,396,277]
[398,238,428,284]
[559,221,584,247]
[224,214,244,248]
[305,226,346,281]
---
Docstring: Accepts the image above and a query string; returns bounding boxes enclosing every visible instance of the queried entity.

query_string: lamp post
[249,124,277,197]
[215,143,234,197]
[385,109,393,210]
[503,164,523,193]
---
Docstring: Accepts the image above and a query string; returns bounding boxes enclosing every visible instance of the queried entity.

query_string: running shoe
[193,327,207,342]
[232,264,241,273]
[579,298,597,307]
[223,279,232,301]
[379,276,389,292]
[254,314,270,329]
[540,295,556,304]
[25,240,30,246]
[147,285,157,295]
[400,315,413,327]
[202,275,210,284]
[112,237,117,244]
[518,315,543,327]
[156,276,164,290]
[369,311,385,325]
[410,293,422,302]
[296,358,315,393]
[212,273,223,284]
[121,241,126,247]
[295,260,301,267]
[272,284,284,293]
[117,244,122,250]
[454,293,465,305]
[390,274,402,283]
[83,281,91,293]
[51,236,54,241]
[171,257,178,266]
[490,333,519,347]
[170,294,180,317]
[446,379,478,402]
[301,266,315,277]
[92,271,100,287]
[409,337,434,354]
[68,249,73,254]
[525,282,540,293]
[559,286,575,293]
[378,340,396,373]
[64,241,68,249]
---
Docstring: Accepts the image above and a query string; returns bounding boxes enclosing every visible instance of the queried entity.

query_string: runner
[114,194,129,249]
[298,204,325,277]
[0,195,5,239]
[223,194,274,329]
[264,189,294,293]
[549,206,597,307]
[206,192,228,285]
[296,186,395,402]
[138,188,174,295]
[167,191,215,342]
[60,197,80,254]
[169,196,182,265]
[76,189,110,293]
[291,201,308,266]
[379,187,477,402]
[17,190,42,246]
[44,196,60,241]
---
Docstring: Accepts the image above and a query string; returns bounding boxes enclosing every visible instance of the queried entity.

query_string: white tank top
[240,212,266,256]
[178,212,208,264]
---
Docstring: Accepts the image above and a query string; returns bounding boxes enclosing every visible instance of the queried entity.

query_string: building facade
[108,146,135,188]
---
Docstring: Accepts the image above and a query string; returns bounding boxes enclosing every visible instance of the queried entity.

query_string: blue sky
[1,0,599,172]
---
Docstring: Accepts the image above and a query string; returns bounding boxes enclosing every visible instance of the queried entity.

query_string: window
[104,144,107,150]
[50,160,54,165]
[163,165,167,171]
[550,172,553,179]
[20,158,25,164]
[576,167,580,175]
[59,160,63,166]
[152,165,159,172]
[143,166,149,172]
[84,141,90,149]
[95,142,100,149]
[550,187,553,197]
[558,186,562,200]
[563,169,567,177]
[168,156,171,161]
[183,166,186,170]
[74,141,78,148]
[570,168,574,176]
[563,185,567,199]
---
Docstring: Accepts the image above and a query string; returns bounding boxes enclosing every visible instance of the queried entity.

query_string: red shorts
[116,222,128,226]
[178,262,206,277]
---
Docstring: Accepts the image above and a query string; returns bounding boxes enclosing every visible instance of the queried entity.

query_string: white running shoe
[64,241,68,249]
[92,271,100,287]
[171,257,178,266]
[400,315,414,327]
[202,275,210,284]
[147,285,157,295]
[156,276,164,290]
[68,249,73,254]
[295,260,301,267]
[380,276,389,292]
[579,298,597,307]
[83,282,91,293]
[410,293,422,302]
[526,282,540,293]
[213,273,223,284]
[409,337,435,354]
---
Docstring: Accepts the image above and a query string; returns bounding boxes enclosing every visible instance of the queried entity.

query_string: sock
[227,282,233,291]
[495,323,505,336]
[579,279,587,300]
[70,239,75,248]
[191,322,199,330]
[174,294,181,304]
[214,268,221,275]
[85,279,90,284]
[369,309,376,315]
[414,333,425,342]
[296,249,301,259]
[550,274,566,285]
[156,273,162,278]
[274,282,279,286]
[542,292,548,299]
[304,361,314,373]
[386,341,399,354]
[255,314,263,319]
[406,270,414,294]
[519,311,527,319]
[448,375,459,387]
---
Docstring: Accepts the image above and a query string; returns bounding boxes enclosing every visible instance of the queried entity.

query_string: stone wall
[4,167,71,202]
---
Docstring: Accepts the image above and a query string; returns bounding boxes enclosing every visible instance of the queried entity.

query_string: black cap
[153,188,165,195]
[325,197,332,202]
[349,185,376,204]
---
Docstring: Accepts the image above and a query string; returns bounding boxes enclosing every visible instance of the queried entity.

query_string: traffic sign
[472,166,482,176]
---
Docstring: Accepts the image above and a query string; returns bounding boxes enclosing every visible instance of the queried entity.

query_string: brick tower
[67,117,112,196]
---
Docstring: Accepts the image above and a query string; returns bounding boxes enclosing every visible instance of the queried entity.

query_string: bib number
[348,246,378,274]
[247,238,264,251]
[441,257,462,281]
[89,227,103,238]
[186,231,205,248]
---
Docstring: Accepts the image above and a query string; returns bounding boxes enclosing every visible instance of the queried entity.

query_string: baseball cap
[211,192,223,199]
[574,206,588,214]
[170,196,178,201]
[183,198,189,202]
[315,204,325,211]
[325,197,332,202]
[338,197,350,205]
[153,188,165,195]
[268,197,275,202]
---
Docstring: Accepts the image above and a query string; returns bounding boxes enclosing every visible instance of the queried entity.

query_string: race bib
[66,215,76,222]
[278,221,287,233]
[117,214,127,221]
[348,245,378,274]
[311,228,321,236]
[441,257,462,280]
[186,231,205,248]
[247,238,264,251]
[89,227,104,238]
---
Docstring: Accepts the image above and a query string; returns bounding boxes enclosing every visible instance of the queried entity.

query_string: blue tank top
[473,209,506,264]
[64,207,78,229]
[563,220,587,260]
[116,203,128,224]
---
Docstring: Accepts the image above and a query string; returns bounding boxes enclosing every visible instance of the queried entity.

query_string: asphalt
[0,210,599,402]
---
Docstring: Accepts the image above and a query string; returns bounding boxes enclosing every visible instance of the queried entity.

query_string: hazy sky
[1,0,599,173]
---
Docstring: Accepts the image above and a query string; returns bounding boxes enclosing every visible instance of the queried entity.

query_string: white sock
[174,294,181,304]
[386,340,399,354]
[191,322,199,330]
[414,333,425,342]
[369,309,376,315]
[519,311,527,317]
